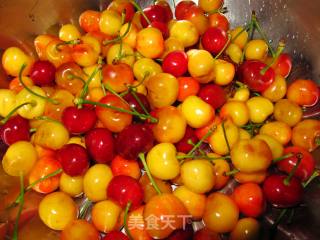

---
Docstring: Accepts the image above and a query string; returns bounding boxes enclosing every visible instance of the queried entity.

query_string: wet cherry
[141,5,167,27]
[30,60,56,86]
[0,115,30,145]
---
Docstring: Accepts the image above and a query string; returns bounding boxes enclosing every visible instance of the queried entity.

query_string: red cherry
[57,144,89,176]
[30,60,56,86]
[123,92,150,117]
[162,50,188,77]
[107,175,144,209]
[85,128,115,164]
[272,53,292,78]
[198,84,226,109]
[116,124,154,160]
[0,115,30,145]
[141,5,167,28]
[149,21,169,39]
[263,174,303,208]
[277,146,316,182]
[102,231,129,240]
[238,60,275,92]
[62,106,97,135]
[201,27,228,55]
[175,0,196,20]
[175,126,198,153]
[209,12,230,32]
[155,0,173,22]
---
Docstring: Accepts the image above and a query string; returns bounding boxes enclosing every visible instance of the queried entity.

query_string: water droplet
[283,4,287,9]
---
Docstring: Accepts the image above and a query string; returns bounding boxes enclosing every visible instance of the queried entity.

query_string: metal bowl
[0,0,319,239]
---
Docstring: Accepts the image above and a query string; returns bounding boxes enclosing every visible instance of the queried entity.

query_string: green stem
[0,102,35,124]
[224,169,239,176]
[12,174,25,240]
[214,33,231,59]
[67,73,86,84]
[260,41,286,75]
[272,153,294,163]
[55,39,80,51]
[187,126,216,156]
[35,116,62,124]
[207,7,228,15]
[19,64,59,105]
[138,153,162,195]
[76,99,158,123]
[79,198,92,219]
[130,90,149,115]
[103,22,132,46]
[240,20,254,63]
[131,0,151,25]
[283,153,302,186]
[177,154,230,161]
[221,121,231,154]
[303,170,319,188]
[124,201,134,240]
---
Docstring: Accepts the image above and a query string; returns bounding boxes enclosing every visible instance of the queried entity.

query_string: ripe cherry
[162,50,188,77]
[141,5,167,27]
[57,143,89,176]
[175,126,198,153]
[155,0,173,22]
[116,123,154,160]
[149,21,169,39]
[263,174,303,208]
[85,128,115,164]
[201,27,228,55]
[175,0,196,20]
[123,92,150,116]
[272,53,292,78]
[30,60,56,86]
[166,223,193,240]
[0,115,30,145]
[198,84,226,109]
[238,60,275,92]
[62,106,97,134]
[107,175,144,209]
[102,231,129,240]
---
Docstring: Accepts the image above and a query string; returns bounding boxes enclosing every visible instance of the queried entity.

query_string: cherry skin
[175,0,196,20]
[175,126,198,153]
[57,143,89,176]
[102,231,129,240]
[277,146,316,181]
[198,83,226,109]
[155,0,173,22]
[272,53,292,78]
[0,115,30,145]
[238,60,275,92]
[141,5,167,27]
[263,174,303,208]
[107,175,144,209]
[123,92,151,116]
[166,223,193,240]
[162,50,188,77]
[201,27,228,55]
[30,60,56,86]
[116,123,154,160]
[85,128,115,164]
[149,21,169,39]
[62,106,97,135]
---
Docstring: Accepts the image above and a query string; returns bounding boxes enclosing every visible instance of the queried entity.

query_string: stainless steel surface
[0,0,319,239]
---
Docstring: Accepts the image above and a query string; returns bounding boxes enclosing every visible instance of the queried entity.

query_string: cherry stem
[19,64,60,105]
[240,19,254,63]
[260,41,286,75]
[120,72,150,97]
[79,198,92,219]
[187,139,206,155]
[251,11,276,57]
[187,126,216,156]
[67,73,86,84]
[124,201,134,240]
[214,33,231,60]
[272,153,294,163]
[138,153,162,195]
[0,101,35,125]
[55,39,80,51]
[303,170,319,188]
[103,22,132,46]
[131,0,151,25]
[121,9,127,24]
[221,121,231,154]
[76,99,158,123]
[207,6,228,15]
[177,154,230,161]
[171,0,176,9]
[283,153,303,186]
[77,66,101,108]
[12,174,25,240]
[130,90,150,115]
[35,115,62,124]
[314,136,320,146]
[224,168,239,176]
[271,208,289,233]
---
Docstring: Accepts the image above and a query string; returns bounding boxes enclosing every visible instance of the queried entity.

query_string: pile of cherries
[1,0,320,239]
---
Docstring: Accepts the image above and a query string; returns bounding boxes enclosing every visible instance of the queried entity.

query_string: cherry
[123,92,151,116]
[175,126,198,153]
[62,106,97,135]
[193,227,221,240]
[102,231,129,240]
[107,175,144,210]
[57,143,89,176]
[238,60,275,92]
[30,60,56,86]
[85,128,115,164]
[198,84,226,109]
[155,0,173,22]
[263,174,303,208]
[116,123,154,160]
[201,27,228,55]
[149,21,169,39]
[272,53,292,78]
[277,146,315,181]
[166,223,193,240]
[141,5,167,28]
[0,115,30,145]
[175,0,196,20]
[162,50,188,77]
